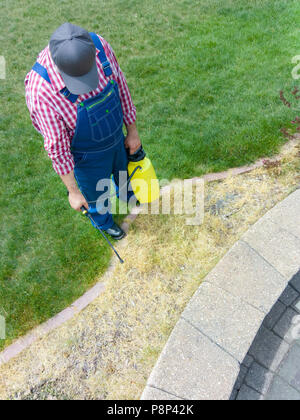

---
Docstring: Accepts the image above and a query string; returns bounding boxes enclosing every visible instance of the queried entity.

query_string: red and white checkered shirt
[25,34,137,175]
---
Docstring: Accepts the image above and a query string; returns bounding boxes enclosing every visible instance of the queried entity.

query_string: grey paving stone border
[141,188,300,400]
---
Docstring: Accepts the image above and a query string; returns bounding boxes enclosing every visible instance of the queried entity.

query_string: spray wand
[80,206,124,264]
[79,166,143,264]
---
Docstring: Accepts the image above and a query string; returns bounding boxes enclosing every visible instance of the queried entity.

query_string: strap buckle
[61,87,71,98]
[102,60,113,76]
[59,87,79,104]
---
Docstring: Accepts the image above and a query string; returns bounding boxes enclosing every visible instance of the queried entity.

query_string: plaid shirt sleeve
[28,96,75,176]
[101,37,137,127]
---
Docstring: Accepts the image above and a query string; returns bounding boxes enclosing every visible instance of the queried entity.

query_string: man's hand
[125,122,142,155]
[68,190,89,212]
[59,170,89,212]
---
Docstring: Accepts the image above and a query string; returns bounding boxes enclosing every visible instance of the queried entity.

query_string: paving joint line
[240,239,288,283]
[272,371,300,396]
[288,282,300,296]
[244,363,276,397]
[205,277,270,315]
[243,382,264,399]
[249,345,290,375]
[180,316,239,363]
[146,385,187,401]
[270,218,300,242]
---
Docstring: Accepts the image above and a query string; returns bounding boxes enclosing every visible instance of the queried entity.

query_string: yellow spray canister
[128,150,160,204]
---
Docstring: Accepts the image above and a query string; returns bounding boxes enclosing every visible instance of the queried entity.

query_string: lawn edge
[0,137,298,367]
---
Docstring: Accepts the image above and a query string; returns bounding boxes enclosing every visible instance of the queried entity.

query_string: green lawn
[0,0,298,349]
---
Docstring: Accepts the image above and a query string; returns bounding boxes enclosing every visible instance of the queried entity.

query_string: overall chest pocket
[87,90,123,142]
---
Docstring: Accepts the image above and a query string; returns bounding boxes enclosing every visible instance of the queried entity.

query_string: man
[25,22,141,240]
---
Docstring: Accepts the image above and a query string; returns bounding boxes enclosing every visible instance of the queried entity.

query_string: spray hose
[109,164,142,199]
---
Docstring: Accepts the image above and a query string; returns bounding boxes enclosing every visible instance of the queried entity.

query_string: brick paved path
[233,271,300,400]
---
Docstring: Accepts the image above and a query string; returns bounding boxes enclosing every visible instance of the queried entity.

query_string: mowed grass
[0,0,298,349]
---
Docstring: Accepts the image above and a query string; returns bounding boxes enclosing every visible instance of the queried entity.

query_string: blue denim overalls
[32,33,134,230]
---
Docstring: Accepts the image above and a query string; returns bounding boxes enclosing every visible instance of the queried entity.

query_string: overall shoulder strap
[32,62,51,84]
[59,87,79,104]
[32,61,79,103]
[89,32,113,77]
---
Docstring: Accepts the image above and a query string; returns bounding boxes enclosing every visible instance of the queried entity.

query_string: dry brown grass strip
[0,140,299,400]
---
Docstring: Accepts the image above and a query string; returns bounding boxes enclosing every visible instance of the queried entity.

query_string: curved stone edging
[0,138,297,368]
[141,189,300,400]
[232,270,300,400]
